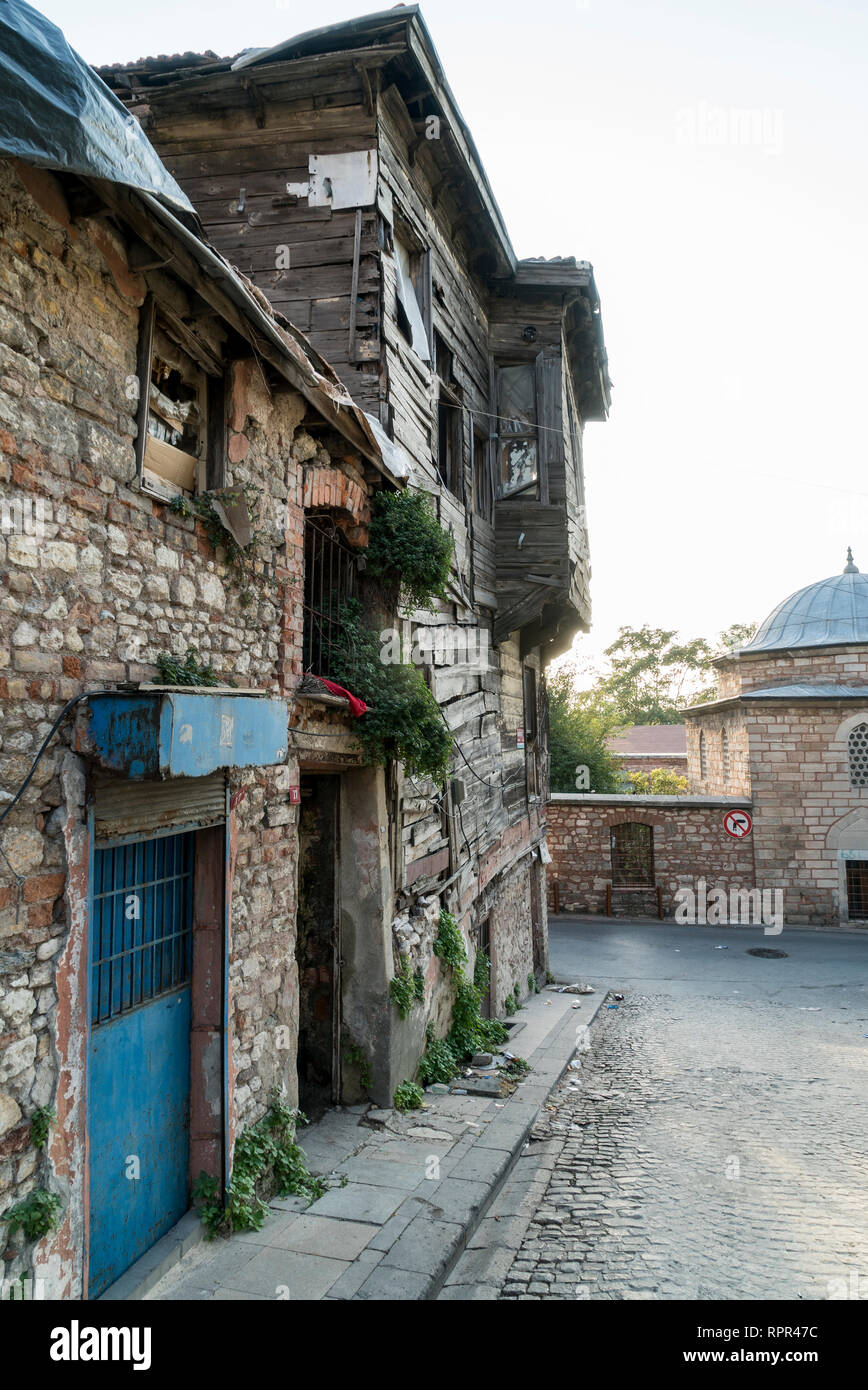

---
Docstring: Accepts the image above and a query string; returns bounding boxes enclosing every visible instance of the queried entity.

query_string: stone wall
[685,706,752,796]
[0,157,373,1294]
[744,702,868,925]
[546,794,756,917]
[716,646,868,698]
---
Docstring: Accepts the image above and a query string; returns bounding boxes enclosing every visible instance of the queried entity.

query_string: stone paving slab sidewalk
[124,989,601,1302]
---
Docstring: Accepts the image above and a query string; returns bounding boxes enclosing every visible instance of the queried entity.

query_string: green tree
[626,768,689,795]
[547,669,623,793]
[581,621,758,725]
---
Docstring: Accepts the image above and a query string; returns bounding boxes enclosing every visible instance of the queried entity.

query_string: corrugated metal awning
[93,772,226,841]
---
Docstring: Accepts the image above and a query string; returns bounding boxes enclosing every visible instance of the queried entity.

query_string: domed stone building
[683,551,868,925]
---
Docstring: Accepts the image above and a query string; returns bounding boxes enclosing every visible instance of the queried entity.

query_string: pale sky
[38,0,868,667]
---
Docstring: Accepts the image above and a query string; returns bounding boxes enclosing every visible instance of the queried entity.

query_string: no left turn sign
[723,809,752,839]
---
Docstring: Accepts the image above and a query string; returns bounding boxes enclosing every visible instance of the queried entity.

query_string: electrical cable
[0,692,97,834]
[436,396,868,500]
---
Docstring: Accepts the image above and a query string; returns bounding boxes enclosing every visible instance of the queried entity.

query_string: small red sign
[723,809,752,839]
[289,787,301,804]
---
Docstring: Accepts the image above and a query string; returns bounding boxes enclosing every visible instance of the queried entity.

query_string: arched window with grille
[611,823,655,887]
[699,730,707,782]
[849,723,868,788]
[721,727,730,785]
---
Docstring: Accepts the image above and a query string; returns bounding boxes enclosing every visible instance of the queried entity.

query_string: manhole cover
[746,948,788,959]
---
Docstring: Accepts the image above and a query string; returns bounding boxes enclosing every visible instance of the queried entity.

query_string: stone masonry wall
[0,157,372,1294]
[546,795,756,917]
[744,702,868,925]
[686,707,752,796]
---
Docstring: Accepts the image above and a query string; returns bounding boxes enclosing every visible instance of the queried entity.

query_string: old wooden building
[100,5,611,1081]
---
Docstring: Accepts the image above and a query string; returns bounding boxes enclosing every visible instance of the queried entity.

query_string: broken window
[393,233,431,362]
[497,364,539,498]
[303,515,357,677]
[473,427,493,522]
[435,330,461,495]
[136,297,226,500]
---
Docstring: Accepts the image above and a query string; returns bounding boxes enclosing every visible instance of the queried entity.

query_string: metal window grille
[699,730,707,781]
[846,862,868,918]
[611,823,655,888]
[721,727,730,783]
[303,516,356,677]
[848,723,868,788]
[91,832,194,1025]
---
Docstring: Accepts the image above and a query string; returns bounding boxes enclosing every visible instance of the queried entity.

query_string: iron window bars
[303,515,357,678]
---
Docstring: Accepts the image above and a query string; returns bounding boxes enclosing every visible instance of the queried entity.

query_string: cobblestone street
[444,924,868,1301]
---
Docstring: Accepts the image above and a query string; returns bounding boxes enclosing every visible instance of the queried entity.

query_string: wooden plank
[348,208,362,362]
[143,435,197,491]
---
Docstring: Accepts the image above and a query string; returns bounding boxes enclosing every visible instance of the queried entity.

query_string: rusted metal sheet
[92,772,227,841]
[78,691,288,779]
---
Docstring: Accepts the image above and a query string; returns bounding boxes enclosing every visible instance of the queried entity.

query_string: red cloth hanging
[318,678,368,718]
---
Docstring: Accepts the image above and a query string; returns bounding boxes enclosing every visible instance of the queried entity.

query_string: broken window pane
[500,438,538,496]
[394,236,431,362]
[497,363,539,497]
[498,364,536,432]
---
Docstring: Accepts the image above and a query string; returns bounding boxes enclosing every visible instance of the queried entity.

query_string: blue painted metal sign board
[79,692,287,779]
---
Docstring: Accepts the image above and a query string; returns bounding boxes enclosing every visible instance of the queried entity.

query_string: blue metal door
[88,831,194,1297]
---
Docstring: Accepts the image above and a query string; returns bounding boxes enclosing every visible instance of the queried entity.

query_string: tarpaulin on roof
[0,0,194,215]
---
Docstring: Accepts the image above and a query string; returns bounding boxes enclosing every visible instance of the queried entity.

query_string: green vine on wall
[433,909,467,973]
[30,1106,55,1151]
[416,938,507,1087]
[365,489,454,615]
[389,956,422,1020]
[343,1040,373,1093]
[170,483,264,607]
[331,600,453,784]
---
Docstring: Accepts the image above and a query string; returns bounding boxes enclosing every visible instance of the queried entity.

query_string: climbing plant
[390,956,422,1020]
[343,1039,373,1093]
[433,909,467,973]
[364,489,454,614]
[331,600,453,783]
[30,1106,55,1151]
[170,483,264,607]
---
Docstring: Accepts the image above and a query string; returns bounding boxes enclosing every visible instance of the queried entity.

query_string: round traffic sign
[723,809,752,839]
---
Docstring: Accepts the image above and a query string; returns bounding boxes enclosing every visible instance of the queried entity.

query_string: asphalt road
[549,917,868,1009]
